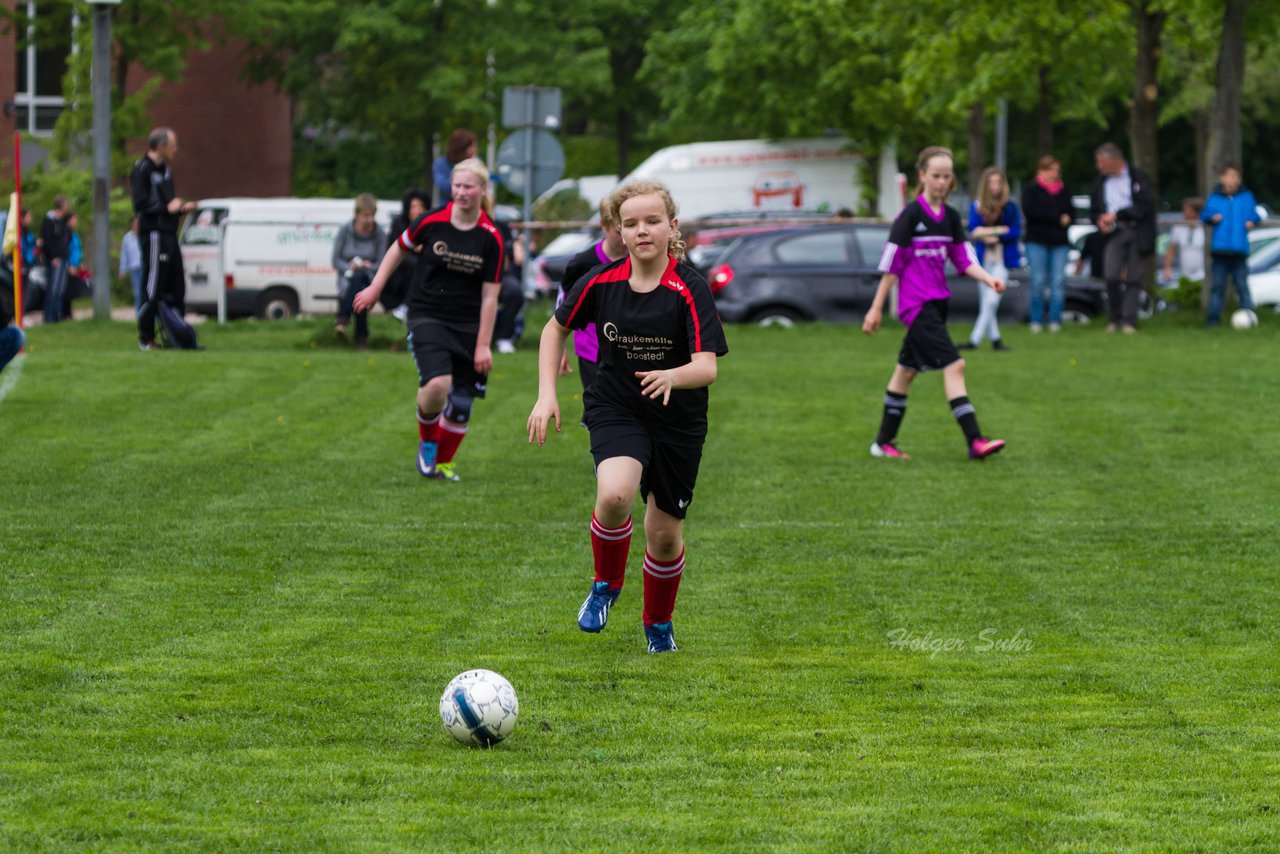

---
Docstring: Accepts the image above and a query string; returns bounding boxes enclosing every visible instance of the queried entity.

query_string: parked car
[527,229,598,296]
[709,223,1105,326]
[1242,236,1280,309]
[687,223,801,273]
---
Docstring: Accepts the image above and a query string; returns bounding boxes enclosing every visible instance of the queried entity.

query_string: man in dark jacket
[38,195,70,324]
[131,127,196,350]
[1089,142,1157,333]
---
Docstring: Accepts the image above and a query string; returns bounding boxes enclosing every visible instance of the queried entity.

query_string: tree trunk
[1203,0,1248,196]
[1128,1,1166,196]
[967,102,986,196]
[615,106,632,180]
[1036,65,1054,157]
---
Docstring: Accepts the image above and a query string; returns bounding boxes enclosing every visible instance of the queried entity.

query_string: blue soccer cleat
[577,581,621,633]
[644,621,677,654]
[417,440,438,477]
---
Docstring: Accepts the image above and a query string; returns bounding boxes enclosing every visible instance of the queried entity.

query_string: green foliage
[2,315,1280,848]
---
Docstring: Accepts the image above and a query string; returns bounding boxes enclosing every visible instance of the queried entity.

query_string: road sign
[502,86,561,130]
[496,129,565,198]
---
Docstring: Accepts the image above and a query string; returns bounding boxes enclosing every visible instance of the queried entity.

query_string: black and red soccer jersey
[399,203,504,327]
[556,256,728,442]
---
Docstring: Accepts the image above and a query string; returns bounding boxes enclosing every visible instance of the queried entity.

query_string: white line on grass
[0,355,25,404]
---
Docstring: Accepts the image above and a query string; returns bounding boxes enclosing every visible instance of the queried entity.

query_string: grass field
[2,306,1278,851]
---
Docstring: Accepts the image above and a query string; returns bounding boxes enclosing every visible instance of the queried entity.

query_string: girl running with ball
[527,181,728,654]
[863,146,1006,461]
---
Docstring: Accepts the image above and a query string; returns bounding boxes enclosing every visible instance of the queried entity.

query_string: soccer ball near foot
[440,669,519,747]
[1231,308,1258,329]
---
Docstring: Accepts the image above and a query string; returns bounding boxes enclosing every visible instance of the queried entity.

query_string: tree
[1127,0,1168,191]
[1203,1,1248,194]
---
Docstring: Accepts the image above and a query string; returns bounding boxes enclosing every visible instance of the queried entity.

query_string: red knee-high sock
[437,419,467,463]
[417,409,441,443]
[642,548,685,626]
[590,514,632,589]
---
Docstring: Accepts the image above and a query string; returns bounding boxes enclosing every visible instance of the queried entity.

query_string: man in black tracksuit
[131,127,195,350]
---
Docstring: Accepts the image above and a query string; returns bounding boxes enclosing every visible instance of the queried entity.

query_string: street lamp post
[88,0,120,321]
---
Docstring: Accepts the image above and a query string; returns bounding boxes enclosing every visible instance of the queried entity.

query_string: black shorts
[407,319,487,397]
[898,299,962,372]
[588,407,704,520]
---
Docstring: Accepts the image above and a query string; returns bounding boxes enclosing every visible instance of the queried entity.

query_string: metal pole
[521,91,533,270]
[90,3,112,320]
[995,99,1008,173]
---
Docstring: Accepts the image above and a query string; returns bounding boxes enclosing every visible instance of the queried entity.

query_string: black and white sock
[949,396,981,444]
[876,391,908,446]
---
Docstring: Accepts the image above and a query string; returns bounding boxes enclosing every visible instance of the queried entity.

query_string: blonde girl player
[355,158,503,482]
[528,181,728,654]
[862,146,1006,461]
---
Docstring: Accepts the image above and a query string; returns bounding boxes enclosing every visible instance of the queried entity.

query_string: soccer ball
[1231,308,1258,329]
[439,669,519,747]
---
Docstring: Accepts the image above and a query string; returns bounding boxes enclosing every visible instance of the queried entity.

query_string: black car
[708,223,1105,326]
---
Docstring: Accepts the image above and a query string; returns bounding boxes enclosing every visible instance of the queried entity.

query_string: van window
[773,230,850,265]
[182,208,228,245]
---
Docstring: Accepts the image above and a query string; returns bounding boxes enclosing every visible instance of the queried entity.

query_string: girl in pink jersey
[862,146,1006,461]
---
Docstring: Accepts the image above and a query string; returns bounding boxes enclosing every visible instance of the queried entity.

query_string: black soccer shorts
[898,298,962,372]
[407,319,488,398]
[587,407,704,520]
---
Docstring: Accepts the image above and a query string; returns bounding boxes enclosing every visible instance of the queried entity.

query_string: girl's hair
[446,128,477,164]
[354,193,377,216]
[1037,154,1059,172]
[912,145,955,199]
[451,157,494,217]
[976,167,1009,224]
[608,180,686,261]
[598,193,619,230]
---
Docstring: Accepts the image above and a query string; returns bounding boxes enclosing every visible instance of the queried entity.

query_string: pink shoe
[969,437,1006,460]
[870,441,910,459]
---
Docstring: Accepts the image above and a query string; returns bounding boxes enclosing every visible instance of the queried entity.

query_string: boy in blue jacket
[1200,164,1260,327]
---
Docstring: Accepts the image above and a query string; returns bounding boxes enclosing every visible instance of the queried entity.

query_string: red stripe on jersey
[658,256,702,351]
[400,203,455,251]
[477,211,504,283]
[565,257,632,328]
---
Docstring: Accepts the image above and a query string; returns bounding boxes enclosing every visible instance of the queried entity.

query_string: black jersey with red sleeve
[556,256,728,442]
[399,203,504,327]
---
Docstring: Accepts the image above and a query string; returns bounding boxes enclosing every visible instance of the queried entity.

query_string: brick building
[2,3,291,199]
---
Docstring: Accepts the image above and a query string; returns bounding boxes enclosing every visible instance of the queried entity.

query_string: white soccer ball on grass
[1231,308,1258,329]
[439,669,519,747]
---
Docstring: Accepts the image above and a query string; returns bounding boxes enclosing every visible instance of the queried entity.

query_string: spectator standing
[1022,155,1074,332]
[131,127,196,351]
[432,129,478,205]
[1200,165,1260,328]
[64,211,84,319]
[1162,198,1206,286]
[39,195,70,324]
[961,167,1020,351]
[119,215,143,316]
[1089,142,1157,333]
[331,193,387,350]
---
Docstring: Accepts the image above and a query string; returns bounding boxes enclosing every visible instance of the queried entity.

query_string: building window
[13,1,74,137]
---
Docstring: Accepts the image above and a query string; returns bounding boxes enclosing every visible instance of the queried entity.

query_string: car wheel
[258,287,298,321]
[751,306,804,327]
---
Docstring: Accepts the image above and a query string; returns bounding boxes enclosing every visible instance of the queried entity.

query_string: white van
[181,197,399,320]
[622,137,867,221]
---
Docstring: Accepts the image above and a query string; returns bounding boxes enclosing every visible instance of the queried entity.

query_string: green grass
[2,307,1279,851]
